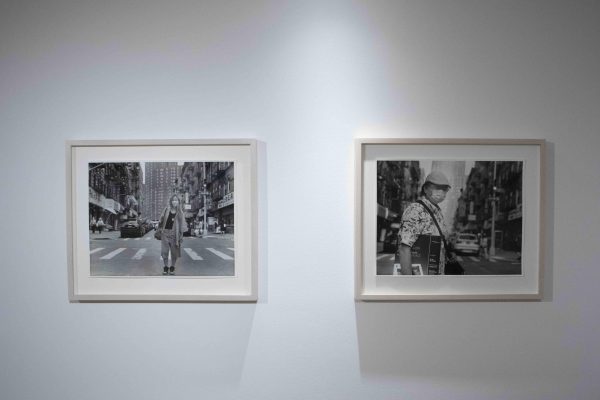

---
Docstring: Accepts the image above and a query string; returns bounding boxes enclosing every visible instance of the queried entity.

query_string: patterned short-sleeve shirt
[399,197,447,272]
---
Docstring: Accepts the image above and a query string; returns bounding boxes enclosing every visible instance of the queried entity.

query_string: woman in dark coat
[158,194,186,275]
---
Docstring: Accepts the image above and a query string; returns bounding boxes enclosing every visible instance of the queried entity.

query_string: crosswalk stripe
[145,237,152,241]
[377,254,389,260]
[184,248,203,260]
[207,248,234,260]
[134,238,140,241]
[100,248,126,260]
[95,246,236,261]
[469,256,479,262]
[456,256,464,262]
[489,258,497,263]
[132,248,146,260]
[123,238,130,241]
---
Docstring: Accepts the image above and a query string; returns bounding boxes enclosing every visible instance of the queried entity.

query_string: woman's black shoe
[163,266,168,275]
[169,266,175,275]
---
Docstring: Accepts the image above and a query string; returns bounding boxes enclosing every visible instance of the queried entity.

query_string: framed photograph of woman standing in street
[355,139,546,301]
[67,140,258,302]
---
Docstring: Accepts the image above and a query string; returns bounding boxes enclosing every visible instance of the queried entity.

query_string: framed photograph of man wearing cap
[355,139,546,301]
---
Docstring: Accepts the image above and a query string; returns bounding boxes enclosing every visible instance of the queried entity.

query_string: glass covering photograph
[88,161,235,277]
[376,160,523,276]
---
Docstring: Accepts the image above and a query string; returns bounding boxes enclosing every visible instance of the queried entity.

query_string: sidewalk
[90,230,121,240]
[489,248,521,261]
[89,229,234,241]
[192,232,234,240]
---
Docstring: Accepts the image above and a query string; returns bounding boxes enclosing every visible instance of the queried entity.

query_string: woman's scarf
[159,206,186,245]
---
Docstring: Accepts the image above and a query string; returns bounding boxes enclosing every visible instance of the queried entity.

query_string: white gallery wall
[1,1,599,399]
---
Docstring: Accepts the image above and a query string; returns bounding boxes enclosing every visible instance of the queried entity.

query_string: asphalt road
[89,231,235,276]
[376,251,522,275]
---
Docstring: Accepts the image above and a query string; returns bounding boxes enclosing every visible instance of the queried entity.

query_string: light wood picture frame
[67,139,258,302]
[355,138,546,301]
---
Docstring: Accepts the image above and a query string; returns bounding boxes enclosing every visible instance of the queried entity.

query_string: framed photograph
[67,139,258,301]
[355,139,546,301]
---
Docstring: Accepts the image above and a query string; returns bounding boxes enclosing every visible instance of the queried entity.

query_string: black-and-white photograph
[377,160,523,276]
[88,161,235,277]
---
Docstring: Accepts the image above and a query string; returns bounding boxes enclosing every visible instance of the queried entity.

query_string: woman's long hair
[162,194,185,230]
[169,194,183,211]
[168,194,184,215]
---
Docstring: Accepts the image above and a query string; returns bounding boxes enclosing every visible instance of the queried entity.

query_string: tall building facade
[431,160,466,231]
[143,162,181,221]
[455,161,523,251]
[180,162,234,234]
[88,163,142,230]
[376,161,421,252]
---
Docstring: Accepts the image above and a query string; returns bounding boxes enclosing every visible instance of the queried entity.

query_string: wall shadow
[356,141,557,378]
[542,141,555,302]
[257,140,269,303]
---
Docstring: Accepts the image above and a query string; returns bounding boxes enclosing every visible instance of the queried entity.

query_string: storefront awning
[127,195,138,206]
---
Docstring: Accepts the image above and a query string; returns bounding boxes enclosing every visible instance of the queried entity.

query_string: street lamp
[488,162,505,257]
[198,184,211,237]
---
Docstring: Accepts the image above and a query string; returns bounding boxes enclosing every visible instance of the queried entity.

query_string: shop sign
[218,192,234,209]
[89,188,103,207]
[126,195,138,206]
[508,206,522,221]
[103,198,117,214]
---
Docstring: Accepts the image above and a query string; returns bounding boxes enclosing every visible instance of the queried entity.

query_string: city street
[90,230,235,276]
[376,250,521,275]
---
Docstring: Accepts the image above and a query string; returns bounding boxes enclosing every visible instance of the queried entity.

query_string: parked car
[140,219,152,234]
[453,233,480,255]
[120,219,145,238]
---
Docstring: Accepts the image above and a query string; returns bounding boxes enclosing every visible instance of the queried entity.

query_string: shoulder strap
[416,200,450,252]
[159,207,168,229]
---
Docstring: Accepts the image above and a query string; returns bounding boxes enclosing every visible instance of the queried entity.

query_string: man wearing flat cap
[398,171,451,275]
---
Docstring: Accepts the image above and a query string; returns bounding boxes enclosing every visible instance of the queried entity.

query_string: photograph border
[355,138,546,301]
[66,139,258,302]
